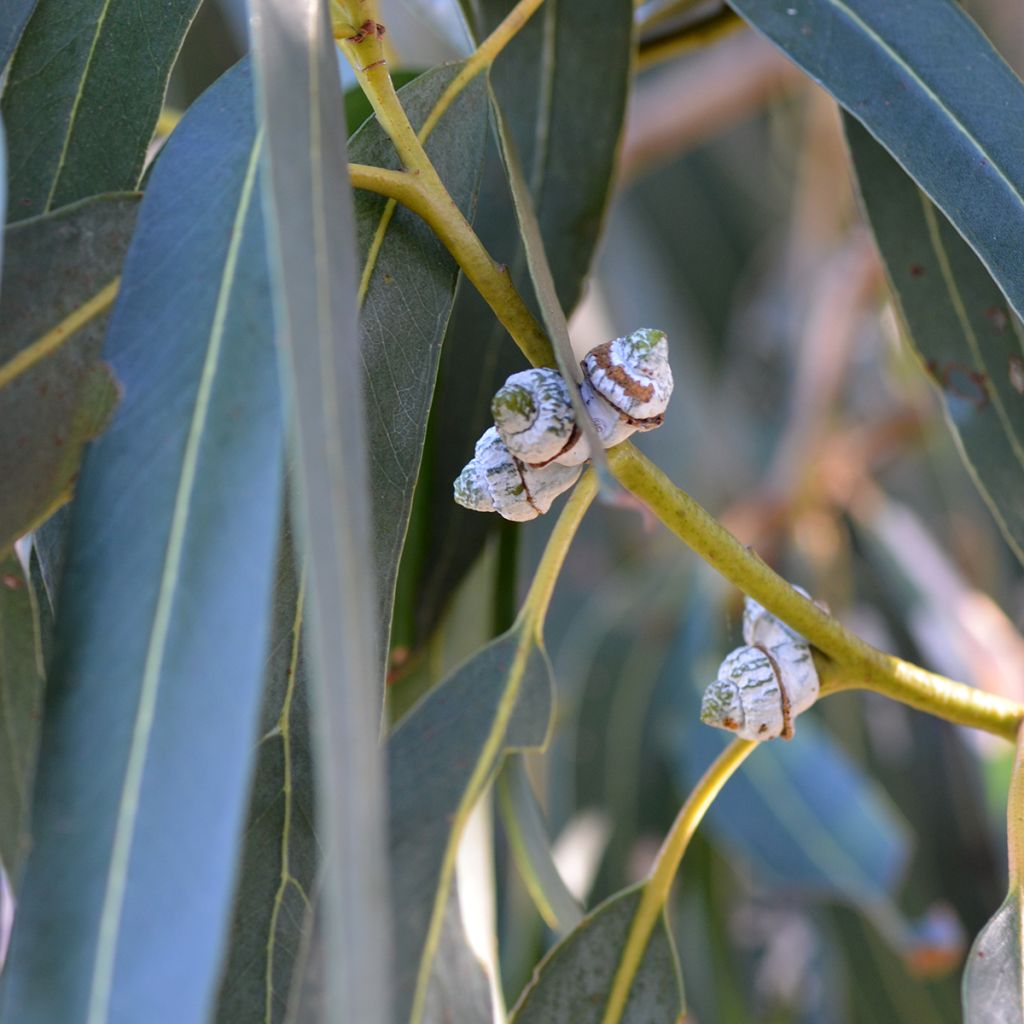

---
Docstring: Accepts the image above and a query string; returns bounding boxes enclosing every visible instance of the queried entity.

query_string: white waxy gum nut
[453,427,582,522]
[581,327,673,425]
[742,590,811,647]
[492,368,579,466]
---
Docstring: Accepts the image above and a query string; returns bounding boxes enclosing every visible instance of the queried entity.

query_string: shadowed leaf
[0,551,44,889]
[1,0,200,221]
[0,194,137,552]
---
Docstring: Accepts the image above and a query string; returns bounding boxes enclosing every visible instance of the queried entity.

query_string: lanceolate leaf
[352,64,487,670]
[216,64,487,1023]
[963,734,1024,1022]
[508,886,684,1023]
[1,0,201,221]
[392,621,554,1024]
[249,3,390,1023]
[0,551,44,889]
[0,194,137,553]
[0,59,283,1024]
[845,117,1024,565]
[726,0,1024,332]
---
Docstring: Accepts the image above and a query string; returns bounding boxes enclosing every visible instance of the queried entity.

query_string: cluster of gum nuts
[453,328,674,521]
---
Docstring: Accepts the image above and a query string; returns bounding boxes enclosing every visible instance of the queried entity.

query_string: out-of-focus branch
[620,30,803,183]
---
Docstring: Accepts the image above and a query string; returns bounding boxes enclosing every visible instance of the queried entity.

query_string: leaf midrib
[43,0,117,212]
[84,129,263,1024]
[825,0,1024,216]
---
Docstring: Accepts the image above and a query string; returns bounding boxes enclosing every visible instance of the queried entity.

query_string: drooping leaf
[963,733,1024,1022]
[406,0,634,650]
[0,194,137,552]
[0,59,283,1024]
[0,0,37,76]
[215,63,488,1022]
[0,114,6,258]
[1,0,201,220]
[391,621,554,1024]
[497,756,583,936]
[352,63,488,671]
[0,551,44,889]
[249,4,390,1023]
[507,886,684,1023]
[726,0,1024,331]
[845,116,1024,565]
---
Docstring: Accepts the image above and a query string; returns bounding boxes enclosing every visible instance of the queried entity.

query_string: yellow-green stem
[600,738,755,1024]
[349,164,554,366]
[608,443,1024,741]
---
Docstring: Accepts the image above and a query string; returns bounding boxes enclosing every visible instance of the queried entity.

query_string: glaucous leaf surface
[1,0,201,220]
[249,2,389,1022]
[0,60,283,1024]
[845,116,1024,565]
[0,0,36,75]
[0,194,136,552]
[727,0,1024,330]
[963,736,1024,1023]
[390,623,554,1024]
[508,886,684,1023]
[0,551,44,889]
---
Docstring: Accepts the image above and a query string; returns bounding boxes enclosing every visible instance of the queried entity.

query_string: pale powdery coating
[742,589,812,648]
[453,427,582,522]
[581,327,673,422]
[492,368,578,465]
[701,638,820,742]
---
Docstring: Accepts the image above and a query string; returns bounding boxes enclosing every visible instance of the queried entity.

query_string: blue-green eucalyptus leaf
[391,622,554,1024]
[507,886,684,1023]
[726,0,1024,331]
[249,2,390,1022]
[845,116,1024,565]
[0,59,283,1024]
[1,0,201,220]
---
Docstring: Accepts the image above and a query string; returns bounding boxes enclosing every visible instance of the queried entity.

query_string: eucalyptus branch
[341,0,1024,743]
[637,6,744,71]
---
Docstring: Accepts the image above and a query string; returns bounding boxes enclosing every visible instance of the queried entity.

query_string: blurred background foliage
[157,0,1024,1019]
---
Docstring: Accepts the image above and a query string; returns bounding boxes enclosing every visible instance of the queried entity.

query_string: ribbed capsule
[701,595,820,742]
[581,328,673,425]
[456,327,674,519]
[491,369,583,467]
[453,427,582,522]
